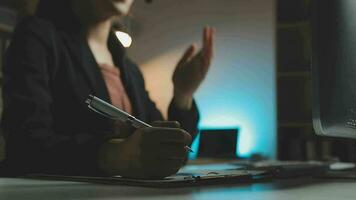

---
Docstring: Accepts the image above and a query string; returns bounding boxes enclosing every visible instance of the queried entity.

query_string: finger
[140,158,182,179]
[198,26,209,68]
[177,44,196,67]
[114,120,134,137]
[151,121,181,128]
[156,128,191,144]
[194,50,209,75]
[152,121,179,128]
[158,128,191,144]
[156,144,187,159]
[137,156,182,179]
[208,27,215,60]
[206,27,212,59]
[202,26,209,56]
[145,144,187,159]
[141,127,191,144]
[202,27,215,71]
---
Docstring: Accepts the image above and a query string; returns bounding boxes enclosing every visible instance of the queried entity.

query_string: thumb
[177,44,196,67]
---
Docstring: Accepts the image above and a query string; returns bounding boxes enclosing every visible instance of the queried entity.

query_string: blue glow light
[189,103,275,159]
[188,46,277,159]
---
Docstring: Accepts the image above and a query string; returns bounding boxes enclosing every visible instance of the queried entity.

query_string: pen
[85,95,194,153]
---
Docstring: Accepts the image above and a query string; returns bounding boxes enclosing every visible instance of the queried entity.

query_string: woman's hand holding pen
[97,121,191,179]
[172,26,215,110]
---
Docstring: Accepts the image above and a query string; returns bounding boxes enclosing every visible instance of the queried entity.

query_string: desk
[1,177,356,200]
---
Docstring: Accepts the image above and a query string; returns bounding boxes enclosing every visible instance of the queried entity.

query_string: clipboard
[26,169,269,188]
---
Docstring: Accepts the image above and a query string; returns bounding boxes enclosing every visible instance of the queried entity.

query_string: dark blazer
[0,17,199,176]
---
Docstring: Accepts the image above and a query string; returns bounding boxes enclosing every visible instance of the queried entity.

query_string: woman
[1,0,214,179]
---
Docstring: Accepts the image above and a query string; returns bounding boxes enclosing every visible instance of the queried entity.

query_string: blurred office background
[1,0,356,163]
[127,0,276,159]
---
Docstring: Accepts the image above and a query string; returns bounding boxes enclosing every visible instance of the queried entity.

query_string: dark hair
[35,0,81,32]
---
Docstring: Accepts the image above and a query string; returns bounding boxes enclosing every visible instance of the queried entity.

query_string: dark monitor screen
[312,0,356,138]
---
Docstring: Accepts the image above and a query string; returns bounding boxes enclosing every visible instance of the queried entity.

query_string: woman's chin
[114,4,132,15]
[110,0,134,16]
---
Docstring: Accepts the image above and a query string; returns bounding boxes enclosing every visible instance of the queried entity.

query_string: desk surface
[1,177,356,200]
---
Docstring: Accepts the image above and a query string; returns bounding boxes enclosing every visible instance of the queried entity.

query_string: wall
[0,5,18,161]
[127,0,276,159]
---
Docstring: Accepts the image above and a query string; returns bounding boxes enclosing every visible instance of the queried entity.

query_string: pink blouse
[98,63,132,115]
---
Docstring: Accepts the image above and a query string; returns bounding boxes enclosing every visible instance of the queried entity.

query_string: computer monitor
[312,0,356,138]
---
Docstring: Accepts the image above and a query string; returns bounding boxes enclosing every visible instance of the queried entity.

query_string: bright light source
[115,31,132,48]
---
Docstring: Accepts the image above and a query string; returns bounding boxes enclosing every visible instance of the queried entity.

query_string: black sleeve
[1,18,107,176]
[168,99,200,140]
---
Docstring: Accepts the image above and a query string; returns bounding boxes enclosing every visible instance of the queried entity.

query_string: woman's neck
[86,19,116,66]
[86,19,112,47]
